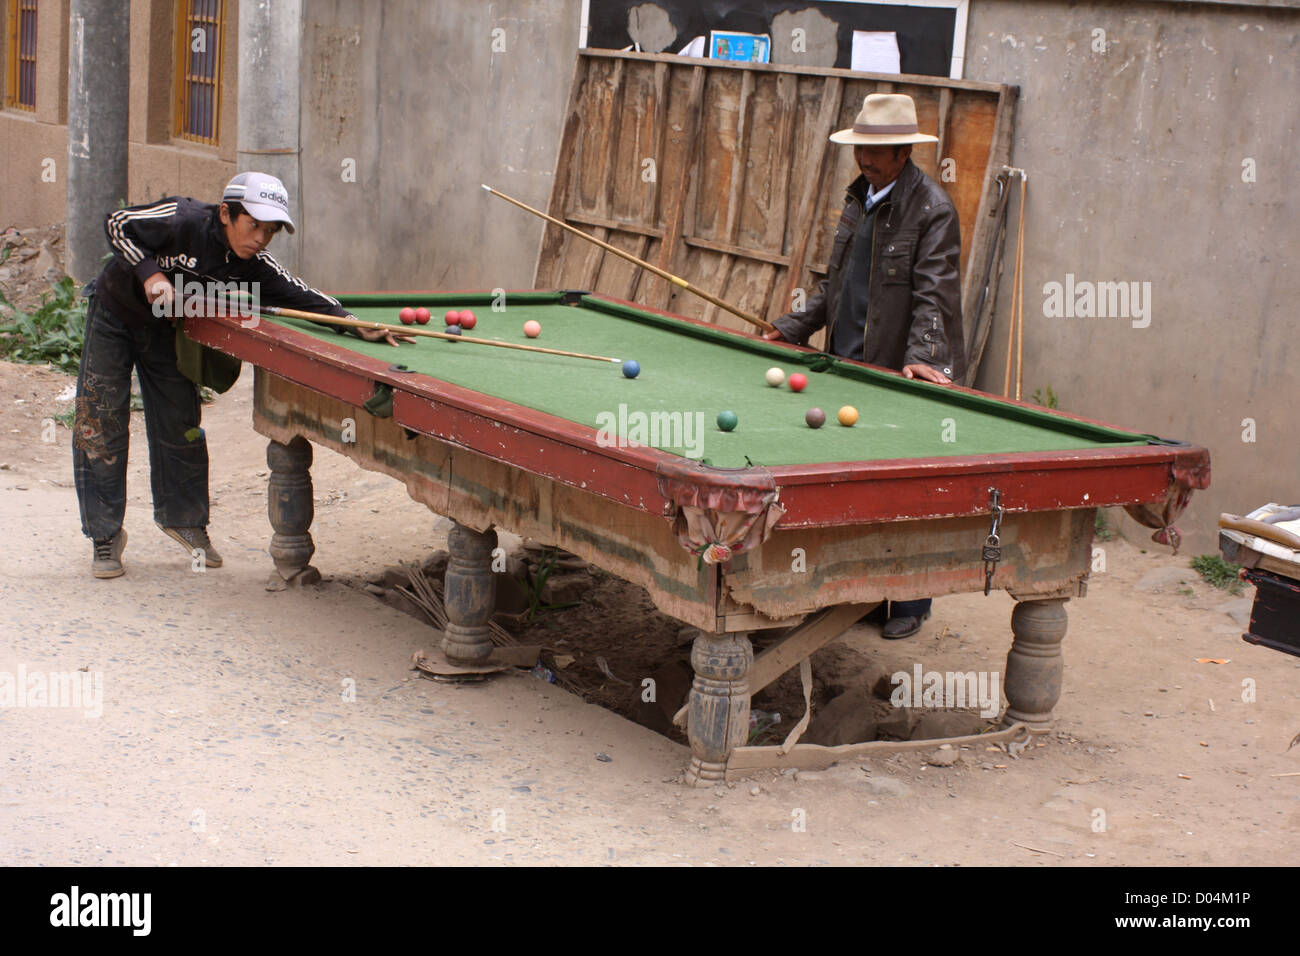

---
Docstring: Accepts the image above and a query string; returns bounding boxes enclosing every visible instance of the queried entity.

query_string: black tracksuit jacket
[96,196,350,330]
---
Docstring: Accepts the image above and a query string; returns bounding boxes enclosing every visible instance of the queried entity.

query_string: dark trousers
[72,292,209,539]
[890,598,932,620]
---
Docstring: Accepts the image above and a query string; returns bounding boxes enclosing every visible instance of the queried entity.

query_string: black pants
[72,292,209,539]
[890,598,932,620]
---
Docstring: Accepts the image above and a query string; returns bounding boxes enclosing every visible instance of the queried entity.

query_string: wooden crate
[535,50,1018,381]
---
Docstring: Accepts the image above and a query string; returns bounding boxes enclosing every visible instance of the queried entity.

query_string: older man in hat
[765,93,965,638]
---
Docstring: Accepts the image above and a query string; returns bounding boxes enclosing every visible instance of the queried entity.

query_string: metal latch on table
[983,488,1003,595]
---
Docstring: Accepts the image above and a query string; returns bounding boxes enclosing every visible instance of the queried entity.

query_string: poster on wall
[851,31,901,73]
[709,31,773,63]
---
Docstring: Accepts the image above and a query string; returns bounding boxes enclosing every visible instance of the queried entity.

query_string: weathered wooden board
[722,509,1093,620]
[536,51,1018,381]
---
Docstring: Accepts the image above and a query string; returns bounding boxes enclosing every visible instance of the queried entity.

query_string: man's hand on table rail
[355,320,417,346]
[903,363,952,385]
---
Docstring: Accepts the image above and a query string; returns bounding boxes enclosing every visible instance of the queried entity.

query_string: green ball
[716,410,738,432]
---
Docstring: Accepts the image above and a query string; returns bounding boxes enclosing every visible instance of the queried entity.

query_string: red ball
[459,310,477,330]
[398,307,416,325]
[414,307,431,325]
[444,310,461,325]
[788,373,808,392]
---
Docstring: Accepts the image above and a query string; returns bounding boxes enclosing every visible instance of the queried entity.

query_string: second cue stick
[481,184,778,335]
[234,302,622,364]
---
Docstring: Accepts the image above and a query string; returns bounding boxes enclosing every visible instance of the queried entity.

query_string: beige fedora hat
[829,93,939,146]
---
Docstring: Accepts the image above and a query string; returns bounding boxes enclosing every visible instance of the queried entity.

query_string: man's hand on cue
[355,322,416,346]
[762,328,787,342]
[142,271,174,319]
[903,363,952,385]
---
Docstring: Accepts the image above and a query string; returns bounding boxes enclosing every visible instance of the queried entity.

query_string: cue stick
[1014,173,1028,401]
[481,184,779,335]
[220,299,623,364]
[1218,514,1300,550]
[1002,171,1027,399]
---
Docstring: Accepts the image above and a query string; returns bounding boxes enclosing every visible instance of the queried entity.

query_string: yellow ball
[837,405,859,427]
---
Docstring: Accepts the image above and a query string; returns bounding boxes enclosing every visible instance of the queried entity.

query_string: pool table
[186,290,1210,783]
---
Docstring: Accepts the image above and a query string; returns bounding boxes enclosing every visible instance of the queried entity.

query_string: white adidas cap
[222,172,295,233]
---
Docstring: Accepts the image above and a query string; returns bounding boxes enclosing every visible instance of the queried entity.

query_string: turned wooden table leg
[1003,597,1068,727]
[685,631,753,786]
[266,437,321,586]
[441,521,498,664]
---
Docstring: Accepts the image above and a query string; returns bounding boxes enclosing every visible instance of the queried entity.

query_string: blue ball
[445,326,463,339]
[622,359,641,379]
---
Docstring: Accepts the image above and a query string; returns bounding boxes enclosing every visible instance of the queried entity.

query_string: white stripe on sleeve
[255,251,342,308]
[106,201,178,265]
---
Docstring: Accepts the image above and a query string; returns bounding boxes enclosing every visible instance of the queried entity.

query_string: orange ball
[837,405,859,427]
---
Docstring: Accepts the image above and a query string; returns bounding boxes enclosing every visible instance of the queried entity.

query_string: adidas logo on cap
[222,171,296,233]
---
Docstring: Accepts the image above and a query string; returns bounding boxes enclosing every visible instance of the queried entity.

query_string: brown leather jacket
[774,160,965,382]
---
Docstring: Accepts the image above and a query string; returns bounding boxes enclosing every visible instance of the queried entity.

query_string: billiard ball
[414,307,431,325]
[523,320,542,338]
[765,367,786,387]
[805,407,826,429]
[716,410,738,432]
[444,310,461,325]
[622,360,641,379]
[459,310,477,330]
[788,373,808,392]
[444,326,463,340]
[399,307,416,325]
[837,405,859,426]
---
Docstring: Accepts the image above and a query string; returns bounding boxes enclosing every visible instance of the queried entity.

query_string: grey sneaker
[92,529,128,579]
[157,523,223,568]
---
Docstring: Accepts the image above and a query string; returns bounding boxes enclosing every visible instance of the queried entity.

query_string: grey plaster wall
[964,0,1299,552]
[298,0,583,293]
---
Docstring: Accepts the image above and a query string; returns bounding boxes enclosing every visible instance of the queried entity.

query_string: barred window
[7,0,38,111]
[174,0,223,144]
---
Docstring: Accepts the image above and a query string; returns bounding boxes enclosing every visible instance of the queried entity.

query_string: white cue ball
[765,367,786,387]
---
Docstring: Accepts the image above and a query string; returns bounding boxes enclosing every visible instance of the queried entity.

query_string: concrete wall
[0,0,70,226]
[297,0,584,291]
[963,0,1299,552]
[0,0,236,229]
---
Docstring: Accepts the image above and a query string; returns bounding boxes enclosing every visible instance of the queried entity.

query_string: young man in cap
[74,171,412,579]
[765,93,966,639]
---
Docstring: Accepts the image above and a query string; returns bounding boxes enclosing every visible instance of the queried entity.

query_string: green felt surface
[273,291,1153,469]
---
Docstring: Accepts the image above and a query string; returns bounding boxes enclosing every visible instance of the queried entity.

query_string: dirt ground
[0,223,67,312]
